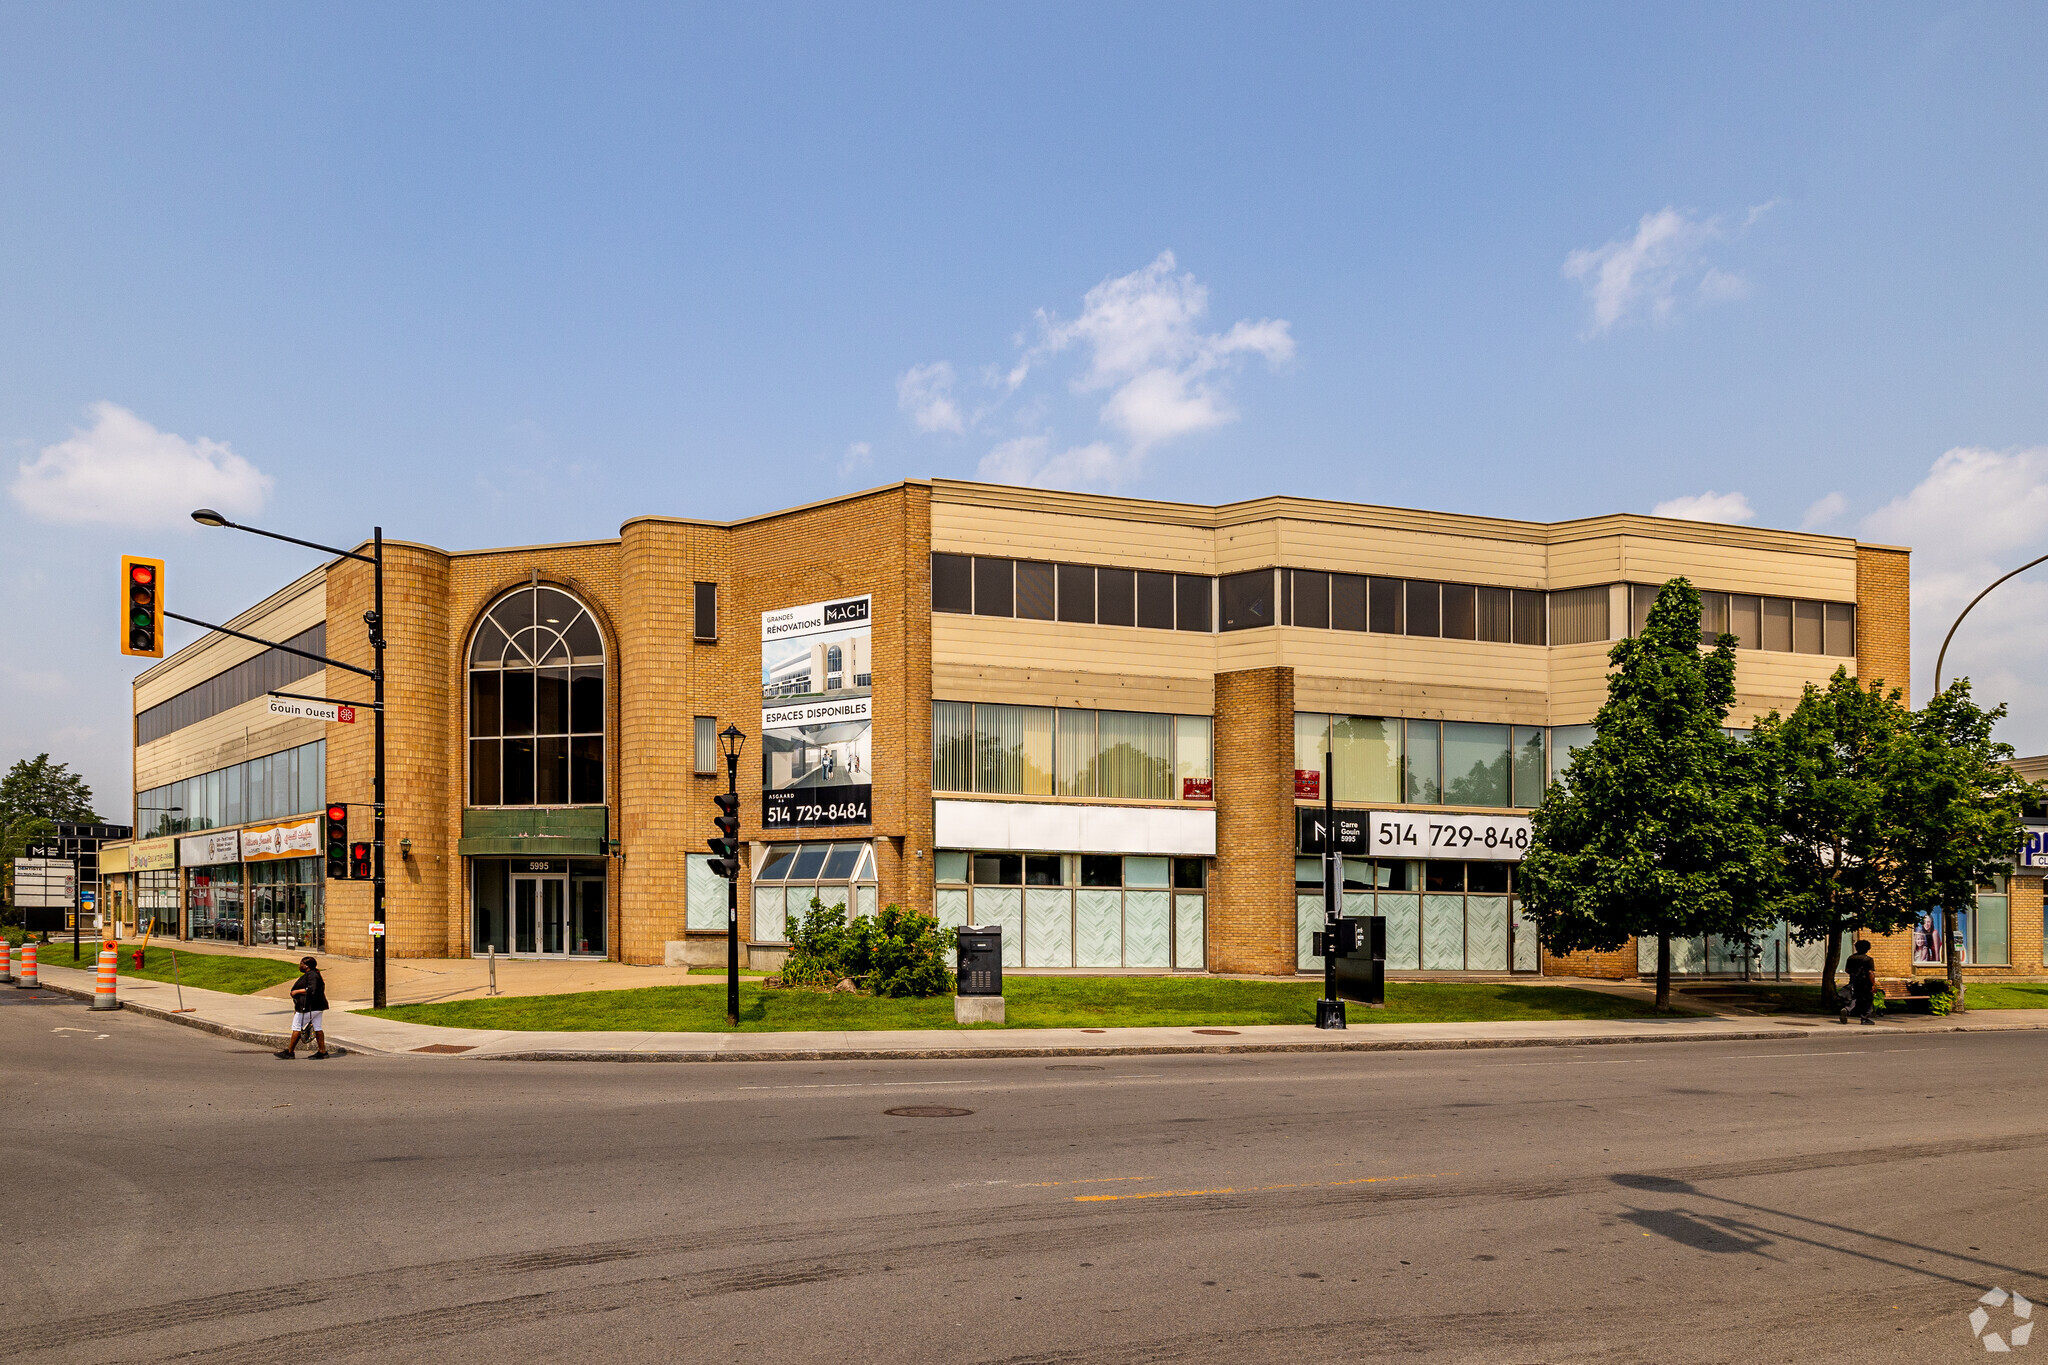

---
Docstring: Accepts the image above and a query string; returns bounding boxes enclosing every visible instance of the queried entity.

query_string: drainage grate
[1192,1028,1239,1036]
[885,1106,974,1118]
[412,1043,476,1054]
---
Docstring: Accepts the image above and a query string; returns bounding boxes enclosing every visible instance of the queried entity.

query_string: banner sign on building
[1370,810,1531,861]
[268,696,356,724]
[243,816,320,861]
[130,837,177,872]
[761,593,872,829]
[178,830,242,867]
[2019,824,2048,869]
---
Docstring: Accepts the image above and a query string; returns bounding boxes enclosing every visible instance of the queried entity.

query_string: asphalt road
[4,989,2045,1364]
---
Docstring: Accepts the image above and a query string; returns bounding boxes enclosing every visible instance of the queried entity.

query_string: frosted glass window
[974,703,1053,796]
[1442,722,1510,808]
[936,850,969,883]
[1332,716,1401,803]
[1405,720,1440,804]
[1294,713,1330,791]
[1175,715,1213,797]
[932,701,974,793]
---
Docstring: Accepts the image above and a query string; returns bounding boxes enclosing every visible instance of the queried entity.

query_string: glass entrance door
[512,875,570,957]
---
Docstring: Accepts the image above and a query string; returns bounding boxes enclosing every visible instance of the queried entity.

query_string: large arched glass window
[468,585,605,806]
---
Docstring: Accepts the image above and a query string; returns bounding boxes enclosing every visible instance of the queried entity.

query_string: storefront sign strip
[243,816,320,861]
[130,837,177,872]
[179,830,242,866]
[1367,810,1532,862]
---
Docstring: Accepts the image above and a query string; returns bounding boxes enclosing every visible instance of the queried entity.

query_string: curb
[459,1026,1821,1062]
[32,979,365,1056]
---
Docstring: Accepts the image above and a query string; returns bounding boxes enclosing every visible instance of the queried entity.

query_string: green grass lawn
[365,976,1662,1033]
[2,932,300,995]
[1958,982,2048,1009]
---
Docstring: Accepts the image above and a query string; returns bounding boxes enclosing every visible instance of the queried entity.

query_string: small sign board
[269,696,356,724]
[1296,808,1369,855]
[368,921,385,938]
[11,858,77,908]
[24,843,62,860]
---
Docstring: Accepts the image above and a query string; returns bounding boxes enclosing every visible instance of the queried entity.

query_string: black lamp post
[720,724,747,1026]
[190,510,388,1007]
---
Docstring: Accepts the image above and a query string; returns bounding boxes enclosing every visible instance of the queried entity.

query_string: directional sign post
[11,858,75,936]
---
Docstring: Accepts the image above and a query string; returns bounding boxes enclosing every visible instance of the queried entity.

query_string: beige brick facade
[133,482,2008,988]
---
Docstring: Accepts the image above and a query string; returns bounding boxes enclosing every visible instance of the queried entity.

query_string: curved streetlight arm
[191,510,375,565]
[1933,550,2048,696]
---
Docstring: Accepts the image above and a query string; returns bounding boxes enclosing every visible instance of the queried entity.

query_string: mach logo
[1971,1287,2034,1352]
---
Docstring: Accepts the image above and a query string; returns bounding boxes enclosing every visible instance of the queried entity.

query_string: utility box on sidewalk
[955,926,1004,1025]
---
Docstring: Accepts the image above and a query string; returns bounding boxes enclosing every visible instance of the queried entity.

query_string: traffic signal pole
[1317,749,1345,1030]
[725,754,740,1027]
[371,527,386,1010]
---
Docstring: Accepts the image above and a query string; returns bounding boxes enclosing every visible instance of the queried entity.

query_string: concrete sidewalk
[26,958,2048,1062]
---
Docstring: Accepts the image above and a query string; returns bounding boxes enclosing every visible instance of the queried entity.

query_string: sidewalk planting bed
[364,977,1662,1033]
[4,934,300,996]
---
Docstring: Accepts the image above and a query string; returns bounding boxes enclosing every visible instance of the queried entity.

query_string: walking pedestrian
[1839,938,1877,1025]
[276,955,331,1059]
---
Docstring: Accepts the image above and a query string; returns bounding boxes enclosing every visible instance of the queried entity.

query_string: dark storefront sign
[1296,808,1368,855]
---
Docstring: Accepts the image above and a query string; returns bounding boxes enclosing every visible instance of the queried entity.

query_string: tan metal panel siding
[933,614,1218,683]
[132,573,328,712]
[930,503,1217,571]
[1608,536,1859,599]
[133,673,330,791]
[1269,520,1549,585]
[933,664,1214,713]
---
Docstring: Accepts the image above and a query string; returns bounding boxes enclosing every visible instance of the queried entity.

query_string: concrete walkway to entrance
[26,954,2048,1064]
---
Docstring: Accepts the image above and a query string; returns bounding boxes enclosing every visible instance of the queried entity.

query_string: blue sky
[4,4,2046,819]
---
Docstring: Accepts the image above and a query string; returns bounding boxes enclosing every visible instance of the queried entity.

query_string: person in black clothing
[1840,939,1877,1025]
[277,956,330,1059]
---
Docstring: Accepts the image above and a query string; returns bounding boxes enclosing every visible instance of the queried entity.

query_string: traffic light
[349,841,373,880]
[708,792,741,879]
[325,805,349,880]
[120,556,165,658]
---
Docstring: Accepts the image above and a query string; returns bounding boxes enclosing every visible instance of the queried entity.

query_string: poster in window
[761,594,872,829]
[1912,908,1945,966]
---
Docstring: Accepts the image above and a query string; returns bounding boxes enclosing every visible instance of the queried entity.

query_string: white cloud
[837,441,874,479]
[976,435,1124,488]
[1563,206,1766,335]
[1860,445,2048,748]
[896,362,964,435]
[913,252,1293,491]
[10,402,272,529]
[1801,491,1848,531]
[1652,490,1755,524]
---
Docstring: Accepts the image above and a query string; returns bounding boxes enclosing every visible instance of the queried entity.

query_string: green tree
[1911,681,2031,1012]
[1518,578,1777,1010]
[0,754,100,827]
[1749,671,1928,1009]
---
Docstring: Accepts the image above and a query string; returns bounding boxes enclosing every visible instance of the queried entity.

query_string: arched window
[468,585,605,806]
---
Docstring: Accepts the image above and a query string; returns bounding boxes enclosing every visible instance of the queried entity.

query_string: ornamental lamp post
[719,724,747,1026]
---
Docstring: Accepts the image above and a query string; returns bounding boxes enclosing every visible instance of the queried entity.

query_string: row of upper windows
[136,740,327,837]
[136,624,327,745]
[932,553,1857,657]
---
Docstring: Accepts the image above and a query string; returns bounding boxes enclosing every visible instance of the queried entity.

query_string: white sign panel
[2020,826,2048,869]
[1368,810,1532,861]
[178,830,242,866]
[268,697,356,724]
[11,858,76,908]
[761,593,872,830]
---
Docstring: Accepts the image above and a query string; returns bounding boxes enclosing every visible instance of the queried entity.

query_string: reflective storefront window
[471,858,607,957]
[185,865,243,942]
[249,858,324,950]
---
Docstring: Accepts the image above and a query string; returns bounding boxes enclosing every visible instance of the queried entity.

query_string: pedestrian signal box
[349,840,373,880]
[121,556,165,658]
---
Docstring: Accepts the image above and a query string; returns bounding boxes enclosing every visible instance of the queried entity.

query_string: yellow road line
[1073,1172,1451,1203]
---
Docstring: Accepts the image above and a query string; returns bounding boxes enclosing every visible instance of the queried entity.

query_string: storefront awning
[459,808,609,858]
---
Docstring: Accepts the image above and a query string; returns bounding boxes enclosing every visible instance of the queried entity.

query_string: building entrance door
[512,875,570,957]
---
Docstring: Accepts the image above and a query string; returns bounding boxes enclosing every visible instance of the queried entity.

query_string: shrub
[780,897,855,988]
[1928,985,1957,1016]
[850,904,953,999]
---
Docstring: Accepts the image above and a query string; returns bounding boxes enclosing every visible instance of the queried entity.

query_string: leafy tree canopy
[0,754,99,827]
[1518,578,1777,1006]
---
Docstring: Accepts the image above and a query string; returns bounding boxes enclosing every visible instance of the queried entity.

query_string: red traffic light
[326,804,347,823]
[129,563,154,585]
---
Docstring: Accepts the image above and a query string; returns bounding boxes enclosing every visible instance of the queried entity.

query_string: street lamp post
[719,725,747,1027]
[189,511,388,1007]
[1927,551,2048,1015]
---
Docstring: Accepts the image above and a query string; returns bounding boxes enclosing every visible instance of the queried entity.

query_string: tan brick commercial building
[103,480,2040,984]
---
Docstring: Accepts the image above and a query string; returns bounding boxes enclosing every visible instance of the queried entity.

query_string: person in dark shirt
[276,956,331,1059]
[1840,939,1877,1025]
